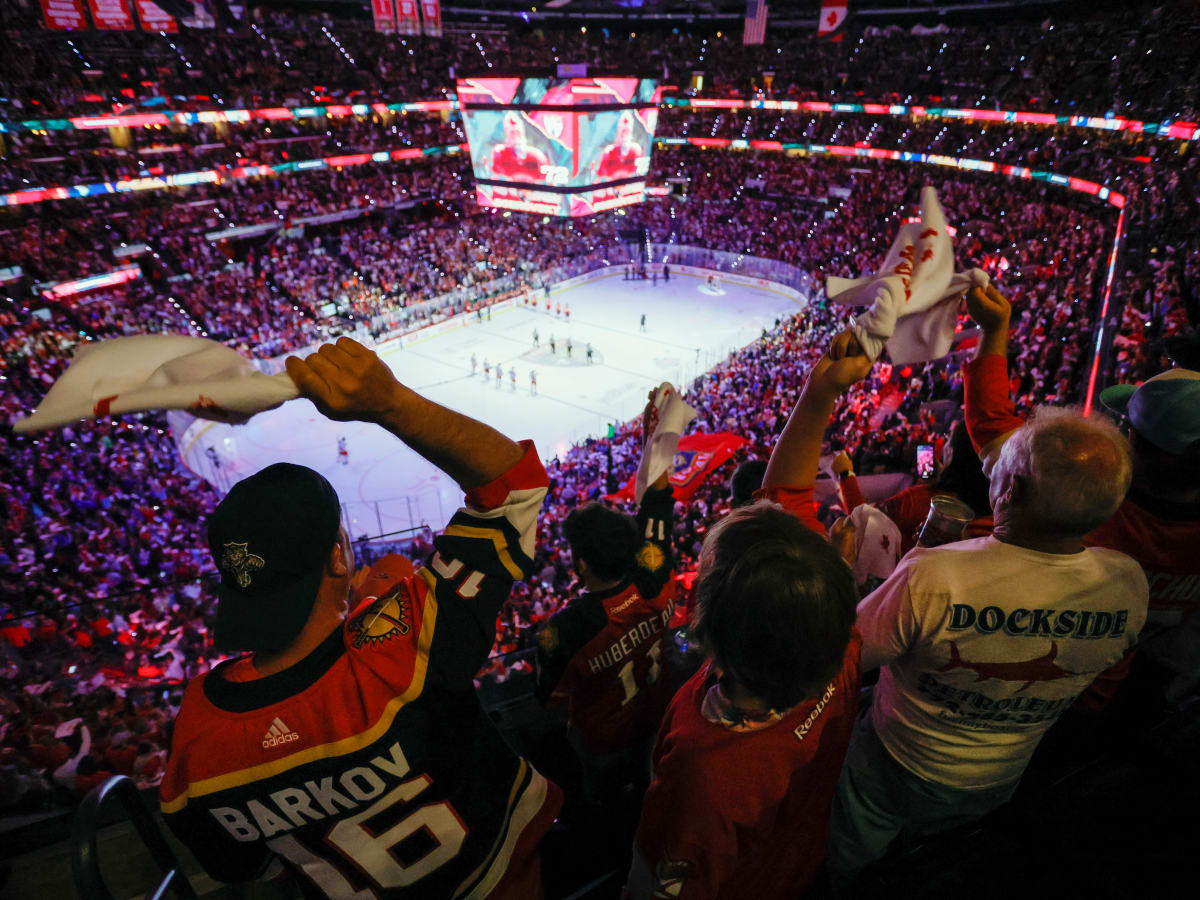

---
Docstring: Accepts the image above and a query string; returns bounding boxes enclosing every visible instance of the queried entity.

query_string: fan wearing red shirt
[489,112,551,184]
[595,112,644,181]
[535,392,680,801]
[836,421,994,554]
[626,331,872,900]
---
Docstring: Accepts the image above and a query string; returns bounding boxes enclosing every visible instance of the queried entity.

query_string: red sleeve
[878,489,927,555]
[964,354,1025,462]
[1075,647,1136,713]
[838,474,867,513]
[756,486,824,535]
[463,440,547,510]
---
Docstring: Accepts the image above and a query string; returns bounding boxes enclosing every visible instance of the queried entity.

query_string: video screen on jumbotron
[456,74,661,217]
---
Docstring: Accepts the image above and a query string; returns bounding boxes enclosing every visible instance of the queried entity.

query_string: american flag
[743,0,768,45]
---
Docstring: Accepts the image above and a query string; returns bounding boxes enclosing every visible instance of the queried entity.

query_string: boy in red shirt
[627,332,872,899]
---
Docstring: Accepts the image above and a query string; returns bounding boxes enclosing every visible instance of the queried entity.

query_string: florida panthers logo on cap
[221,541,266,588]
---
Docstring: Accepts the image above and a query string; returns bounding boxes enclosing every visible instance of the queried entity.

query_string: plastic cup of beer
[917,495,975,548]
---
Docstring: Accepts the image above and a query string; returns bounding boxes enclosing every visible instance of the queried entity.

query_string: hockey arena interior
[2,0,1199,897]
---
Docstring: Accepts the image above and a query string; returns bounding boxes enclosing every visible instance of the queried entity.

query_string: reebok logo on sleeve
[262,717,300,749]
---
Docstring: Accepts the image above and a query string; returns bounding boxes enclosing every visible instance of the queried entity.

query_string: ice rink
[180,268,805,537]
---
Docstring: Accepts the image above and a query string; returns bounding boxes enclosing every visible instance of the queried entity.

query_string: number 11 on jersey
[616,638,663,706]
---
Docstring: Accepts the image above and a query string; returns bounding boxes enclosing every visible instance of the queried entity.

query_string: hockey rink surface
[183,269,805,537]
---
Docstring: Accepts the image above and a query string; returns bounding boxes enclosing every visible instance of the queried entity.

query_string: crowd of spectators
[0,141,1179,801]
[3,2,1200,120]
[1,4,1197,836]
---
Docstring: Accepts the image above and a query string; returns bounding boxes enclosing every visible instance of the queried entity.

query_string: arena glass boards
[456,75,661,217]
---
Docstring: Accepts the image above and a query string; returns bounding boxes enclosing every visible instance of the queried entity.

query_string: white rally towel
[13,334,300,434]
[634,382,697,503]
[847,504,902,595]
[826,186,989,365]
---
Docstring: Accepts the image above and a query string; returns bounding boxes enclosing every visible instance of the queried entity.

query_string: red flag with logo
[87,0,136,30]
[395,0,421,35]
[607,432,748,503]
[40,0,88,30]
[818,0,848,41]
[419,0,442,37]
[371,0,395,32]
[135,0,178,32]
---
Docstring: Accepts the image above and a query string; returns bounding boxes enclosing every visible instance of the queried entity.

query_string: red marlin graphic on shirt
[938,641,1080,692]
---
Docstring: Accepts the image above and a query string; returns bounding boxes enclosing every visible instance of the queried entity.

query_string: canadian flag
[818,0,848,40]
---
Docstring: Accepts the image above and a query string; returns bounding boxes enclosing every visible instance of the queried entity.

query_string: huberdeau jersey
[160,442,561,899]
[534,486,676,754]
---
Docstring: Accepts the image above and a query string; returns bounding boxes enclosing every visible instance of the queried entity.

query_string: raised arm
[832,450,868,512]
[286,337,523,489]
[632,390,678,598]
[763,330,873,493]
[962,284,1025,474]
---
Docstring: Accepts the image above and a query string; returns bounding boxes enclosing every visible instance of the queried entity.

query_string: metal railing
[72,775,198,900]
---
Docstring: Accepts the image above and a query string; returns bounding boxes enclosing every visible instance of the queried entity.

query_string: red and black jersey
[160,443,561,899]
[534,486,676,754]
[489,145,550,183]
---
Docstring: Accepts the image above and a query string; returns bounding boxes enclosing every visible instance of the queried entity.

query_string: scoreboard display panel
[456,75,661,217]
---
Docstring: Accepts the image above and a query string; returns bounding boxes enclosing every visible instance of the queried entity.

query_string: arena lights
[654,137,1127,209]
[666,97,1200,142]
[0,101,456,134]
[1083,209,1127,415]
[6,95,1194,143]
[0,144,467,209]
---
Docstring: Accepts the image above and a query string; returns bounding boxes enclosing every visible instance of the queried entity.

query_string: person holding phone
[834,419,994,555]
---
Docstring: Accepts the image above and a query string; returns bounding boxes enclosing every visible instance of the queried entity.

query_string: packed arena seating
[3,3,1199,118]
[1,3,1199,897]
[0,149,1150,796]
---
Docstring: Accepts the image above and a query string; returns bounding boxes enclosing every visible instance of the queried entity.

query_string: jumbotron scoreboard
[455,70,661,217]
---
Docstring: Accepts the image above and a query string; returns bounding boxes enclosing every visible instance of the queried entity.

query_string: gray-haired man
[826,284,1149,880]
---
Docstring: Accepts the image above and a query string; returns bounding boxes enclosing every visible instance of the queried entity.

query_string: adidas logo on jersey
[262,717,300,749]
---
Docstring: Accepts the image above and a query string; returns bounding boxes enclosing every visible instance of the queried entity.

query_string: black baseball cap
[208,463,342,653]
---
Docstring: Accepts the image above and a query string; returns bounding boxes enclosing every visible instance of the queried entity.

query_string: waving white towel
[826,186,989,365]
[13,335,300,434]
[634,382,697,503]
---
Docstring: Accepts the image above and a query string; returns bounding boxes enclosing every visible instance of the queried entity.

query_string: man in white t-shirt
[826,283,1149,880]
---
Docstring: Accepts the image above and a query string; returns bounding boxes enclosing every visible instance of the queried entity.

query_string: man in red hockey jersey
[489,112,550,184]
[626,331,872,900]
[595,111,644,181]
[535,392,679,802]
[160,337,560,898]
